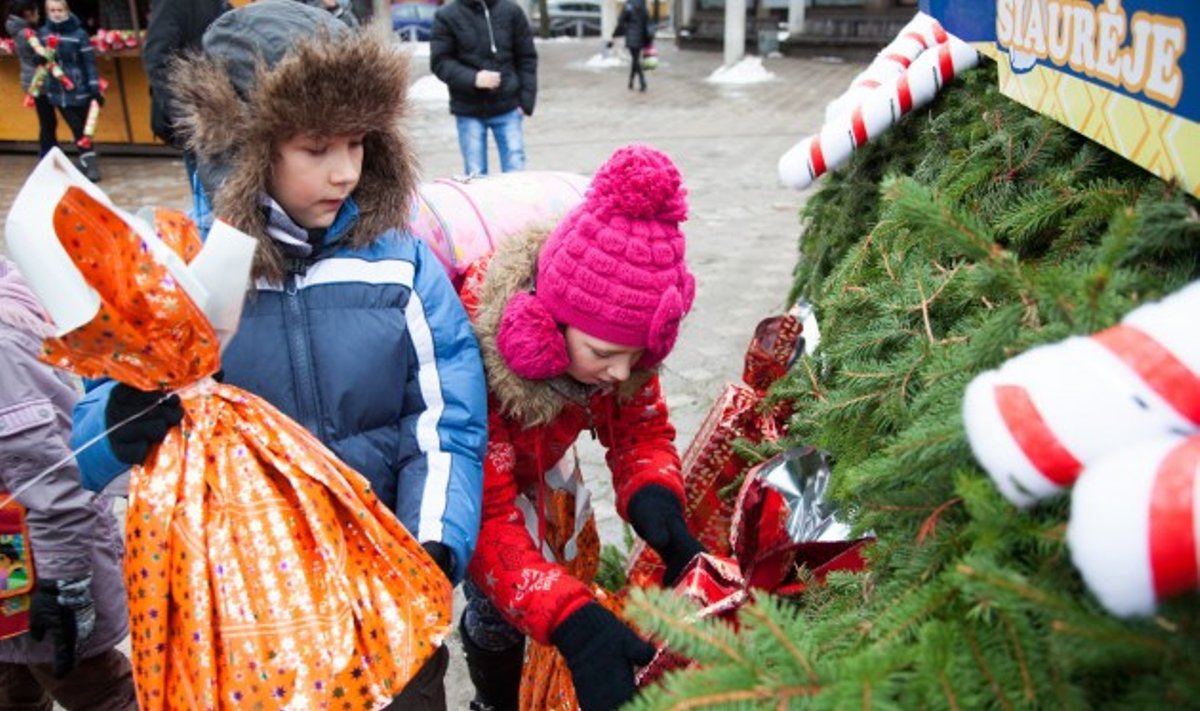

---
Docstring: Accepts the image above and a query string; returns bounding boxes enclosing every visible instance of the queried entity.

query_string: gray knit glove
[30,575,96,677]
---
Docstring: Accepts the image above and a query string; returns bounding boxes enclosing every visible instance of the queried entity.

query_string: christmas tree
[624,60,1200,710]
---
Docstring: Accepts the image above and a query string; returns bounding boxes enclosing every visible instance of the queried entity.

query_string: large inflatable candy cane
[1068,433,1200,618]
[963,281,1200,507]
[778,34,979,190]
[824,12,948,124]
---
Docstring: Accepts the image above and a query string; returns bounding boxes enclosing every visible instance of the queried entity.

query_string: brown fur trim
[474,228,652,427]
[170,30,418,283]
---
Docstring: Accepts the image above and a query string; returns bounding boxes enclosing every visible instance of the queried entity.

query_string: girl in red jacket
[457,145,705,711]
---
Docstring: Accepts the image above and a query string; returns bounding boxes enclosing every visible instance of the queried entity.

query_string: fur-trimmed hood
[468,228,651,427]
[170,3,418,283]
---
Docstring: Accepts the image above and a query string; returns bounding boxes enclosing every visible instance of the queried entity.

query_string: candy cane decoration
[1067,433,1200,618]
[962,280,1200,507]
[824,12,949,124]
[75,77,109,151]
[777,34,979,191]
[23,66,48,108]
[24,29,75,91]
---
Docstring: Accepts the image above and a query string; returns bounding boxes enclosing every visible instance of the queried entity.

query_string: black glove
[29,576,96,678]
[33,53,48,66]
[627,485,706,586]
[91,92,104,107]
[105,383,183,466]
[550,602,656,711]
[421,541,454,581]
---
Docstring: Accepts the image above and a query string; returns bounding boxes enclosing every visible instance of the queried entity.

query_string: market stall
[0,0,157,149]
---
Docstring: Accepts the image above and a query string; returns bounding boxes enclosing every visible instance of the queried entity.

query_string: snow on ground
[408,74,449,104]
[396,40,431,59]
[706,55,777,84]
[584,49,627,69]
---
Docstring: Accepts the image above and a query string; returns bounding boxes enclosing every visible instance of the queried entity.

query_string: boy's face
[563,327,645,386]
[269,132,365,230]
[45,1,69,22]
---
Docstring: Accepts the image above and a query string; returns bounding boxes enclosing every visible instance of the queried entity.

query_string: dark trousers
[381,643,450,711]
[628,47,646,90]
[34,97,89,157]
[0,649,137,711]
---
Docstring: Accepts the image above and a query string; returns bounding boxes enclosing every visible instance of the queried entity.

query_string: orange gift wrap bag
[5,150,452,710]
[514,452,630,711]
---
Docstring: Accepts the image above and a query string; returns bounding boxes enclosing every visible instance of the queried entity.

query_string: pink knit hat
[498,145,694,379]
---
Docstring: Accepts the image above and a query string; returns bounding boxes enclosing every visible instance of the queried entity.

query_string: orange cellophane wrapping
[41,190,451,710]
[518,485,626,711]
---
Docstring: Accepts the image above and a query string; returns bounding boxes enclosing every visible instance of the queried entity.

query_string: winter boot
[461,627,525,711]
[79,150,102,183]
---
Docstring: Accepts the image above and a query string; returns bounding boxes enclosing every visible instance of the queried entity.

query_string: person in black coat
[614,0,651,91]
[142,0,227,206]
[430,0,537,176]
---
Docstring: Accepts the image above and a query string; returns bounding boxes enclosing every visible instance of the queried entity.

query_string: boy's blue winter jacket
[71,200,488,584]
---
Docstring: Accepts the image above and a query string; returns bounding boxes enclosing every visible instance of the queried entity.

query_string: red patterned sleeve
[599,374,687,519]
[466,408,595,645]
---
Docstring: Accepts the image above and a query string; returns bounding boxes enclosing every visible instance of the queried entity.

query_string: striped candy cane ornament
[963,281,1200,507]
[1068,434,1200,617]
[778,35,979,190]
[824,11,949,124]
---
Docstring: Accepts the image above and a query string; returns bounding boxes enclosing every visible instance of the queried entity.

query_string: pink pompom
[587,144,687,223]
[497,292,570,379]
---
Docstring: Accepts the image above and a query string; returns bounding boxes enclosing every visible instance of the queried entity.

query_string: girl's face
[45,1,69,22]
[563,327,645,386]
[269,131,365,229]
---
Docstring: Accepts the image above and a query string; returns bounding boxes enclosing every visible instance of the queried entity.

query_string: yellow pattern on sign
[978,45,1200,199]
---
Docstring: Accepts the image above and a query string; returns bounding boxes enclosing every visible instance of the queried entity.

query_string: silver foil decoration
[761,446,854,543]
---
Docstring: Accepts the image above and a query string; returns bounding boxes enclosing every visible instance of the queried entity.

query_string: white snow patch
[408,74,449,103]
[706,56,777,84]
[396,41,431,59]
[584,51,627,69]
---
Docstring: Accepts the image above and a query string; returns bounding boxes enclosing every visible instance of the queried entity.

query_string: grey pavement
[0,37,864,708]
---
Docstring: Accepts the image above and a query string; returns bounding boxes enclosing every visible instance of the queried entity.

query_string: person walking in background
[614,0,651,91]
[455,145,706,711]
[6,1,42,109]
[70,3,487,708]
[142,0,227,212]
[0,257,137,711]
[431,0,537,177]
[36,0,103,181]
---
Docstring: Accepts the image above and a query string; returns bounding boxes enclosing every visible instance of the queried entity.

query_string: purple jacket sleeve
[0,329,98,580]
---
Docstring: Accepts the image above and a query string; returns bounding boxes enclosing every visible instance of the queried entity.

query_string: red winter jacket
[459,229,686,644]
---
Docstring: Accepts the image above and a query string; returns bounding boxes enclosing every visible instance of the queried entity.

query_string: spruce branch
[625,587,746,666]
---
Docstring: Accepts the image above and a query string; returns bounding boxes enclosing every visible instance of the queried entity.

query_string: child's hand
[551,602,656,711]
[627,485,707,586]
[104,383,184,466]
[421,541,454,581]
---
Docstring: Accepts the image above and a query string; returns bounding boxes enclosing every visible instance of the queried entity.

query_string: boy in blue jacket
[69,3,487,708]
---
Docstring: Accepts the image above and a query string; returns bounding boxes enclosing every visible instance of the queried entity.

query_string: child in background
[37,0,104,182]
[457,144,706,711]
[0,257,136,710]
[69,3,488,709]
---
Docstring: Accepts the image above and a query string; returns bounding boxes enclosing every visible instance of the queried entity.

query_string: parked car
[392,1,436,41]
[535,0,602,37]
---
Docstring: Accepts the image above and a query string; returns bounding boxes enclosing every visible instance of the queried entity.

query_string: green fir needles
[624,60,1200,711]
